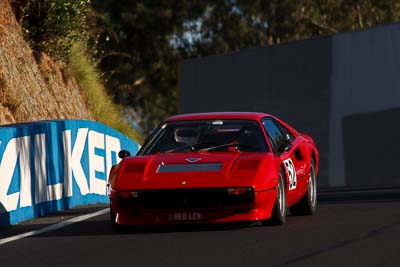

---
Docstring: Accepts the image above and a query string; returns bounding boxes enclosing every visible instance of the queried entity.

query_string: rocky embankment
[0,0,91,125]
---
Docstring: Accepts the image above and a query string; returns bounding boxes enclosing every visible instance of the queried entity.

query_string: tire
[262,168,287,225]
[290,159,317,216]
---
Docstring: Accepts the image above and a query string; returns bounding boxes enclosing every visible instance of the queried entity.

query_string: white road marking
[0,208,109,245]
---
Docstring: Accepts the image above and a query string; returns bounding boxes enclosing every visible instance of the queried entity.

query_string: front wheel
[290,159,317,215]
[262,169,287,225]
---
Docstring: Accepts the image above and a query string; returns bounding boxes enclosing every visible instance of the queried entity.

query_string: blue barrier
[0,120,139,226]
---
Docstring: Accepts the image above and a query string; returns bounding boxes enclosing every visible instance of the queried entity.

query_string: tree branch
[356,3,364,28]
[299,6,338,34]
[301,13,338,34]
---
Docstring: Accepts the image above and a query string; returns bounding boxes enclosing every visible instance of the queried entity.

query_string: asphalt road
[0,189,400,267]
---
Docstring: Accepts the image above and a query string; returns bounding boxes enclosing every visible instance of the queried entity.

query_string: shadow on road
[35,219,260,238]
[318,188,400,204]
[1,188,400,239]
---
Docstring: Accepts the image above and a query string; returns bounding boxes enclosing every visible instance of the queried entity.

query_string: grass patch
[68,41,142,143]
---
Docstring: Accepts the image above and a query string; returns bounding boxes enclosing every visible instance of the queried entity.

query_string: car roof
[165,112,273,122]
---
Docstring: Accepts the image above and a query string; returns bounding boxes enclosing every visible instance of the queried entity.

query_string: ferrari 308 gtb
[108,112,319,227]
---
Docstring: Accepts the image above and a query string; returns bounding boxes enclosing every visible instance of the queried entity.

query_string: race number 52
[283,158,297,190]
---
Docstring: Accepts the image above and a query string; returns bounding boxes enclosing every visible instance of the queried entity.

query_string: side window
[275,121,295,143]
[262,119,285,153]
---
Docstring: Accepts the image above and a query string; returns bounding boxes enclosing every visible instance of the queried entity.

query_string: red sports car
[108,112,318,228]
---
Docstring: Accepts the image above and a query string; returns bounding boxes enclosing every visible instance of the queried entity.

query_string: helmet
[174,127,199,146]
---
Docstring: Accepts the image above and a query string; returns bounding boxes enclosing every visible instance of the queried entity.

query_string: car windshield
[138,119,269,155]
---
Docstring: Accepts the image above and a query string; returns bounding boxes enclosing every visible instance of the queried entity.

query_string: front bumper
[110,187,277,226]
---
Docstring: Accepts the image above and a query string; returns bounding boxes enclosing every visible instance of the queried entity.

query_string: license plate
[168,212,204,222]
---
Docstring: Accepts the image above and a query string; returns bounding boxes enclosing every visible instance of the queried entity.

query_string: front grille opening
[118,188,254,209]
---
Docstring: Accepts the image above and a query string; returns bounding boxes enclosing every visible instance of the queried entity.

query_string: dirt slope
[0,0,91,125]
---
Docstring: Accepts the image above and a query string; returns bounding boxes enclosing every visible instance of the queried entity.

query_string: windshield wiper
[200,142,239,152]
[163,143,195,153]
[200,142,262,152]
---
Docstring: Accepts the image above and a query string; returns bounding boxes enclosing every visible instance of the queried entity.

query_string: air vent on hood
[156,163,223,173]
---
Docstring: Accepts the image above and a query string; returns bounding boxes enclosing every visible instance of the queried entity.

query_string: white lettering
[0,140,19,211]
[0,137,32,211]
[35,134,47,204]
[105,135,121,180]
[88,130,106,195]
[34,134,63,204]
[63,129,90,197]
[19,136,32,208]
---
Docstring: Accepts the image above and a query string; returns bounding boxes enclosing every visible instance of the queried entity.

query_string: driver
[174,127,199,146]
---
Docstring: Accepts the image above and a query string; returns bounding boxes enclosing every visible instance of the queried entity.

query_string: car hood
[115,152,272,190]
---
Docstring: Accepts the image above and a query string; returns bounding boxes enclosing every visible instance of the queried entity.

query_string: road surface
[0,188,399,267]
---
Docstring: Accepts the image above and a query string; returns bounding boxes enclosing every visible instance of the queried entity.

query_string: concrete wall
[180,23,400,188]
[342,108,400,186]
[329,24,400,186]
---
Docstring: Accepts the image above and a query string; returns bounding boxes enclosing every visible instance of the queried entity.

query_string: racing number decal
[283,158,297,190]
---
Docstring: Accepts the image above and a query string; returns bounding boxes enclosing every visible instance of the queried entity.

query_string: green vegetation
[68,42,142,143]
[10,0,400,136]
[11,0,142,142]
[11,0,92,60]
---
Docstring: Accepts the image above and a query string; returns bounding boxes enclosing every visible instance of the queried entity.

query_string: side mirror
[118,150,131,159]
[278,142,291,154]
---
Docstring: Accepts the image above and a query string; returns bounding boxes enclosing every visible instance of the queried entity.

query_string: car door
[261,118,307,205]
